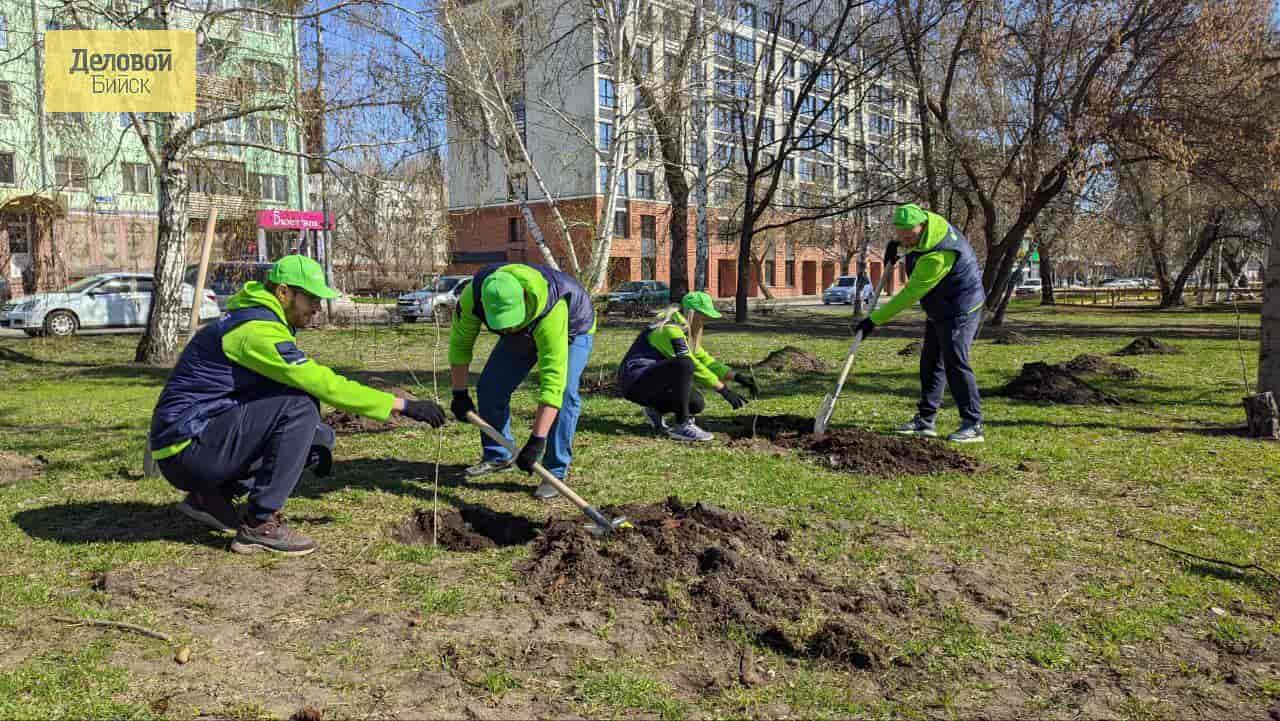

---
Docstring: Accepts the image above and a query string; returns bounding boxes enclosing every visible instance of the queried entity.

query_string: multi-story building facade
[0,0,310,298]
[446,0,918,297]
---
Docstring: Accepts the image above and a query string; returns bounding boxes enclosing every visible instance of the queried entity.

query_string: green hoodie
[870,210,961,326]
[152,282,395,460]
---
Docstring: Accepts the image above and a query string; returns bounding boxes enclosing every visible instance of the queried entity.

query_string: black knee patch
[673,356,696,374]
[307,423,336,477]
[689,392,707,415]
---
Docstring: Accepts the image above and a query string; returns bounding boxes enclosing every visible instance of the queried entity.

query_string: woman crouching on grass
[615,291,758,442]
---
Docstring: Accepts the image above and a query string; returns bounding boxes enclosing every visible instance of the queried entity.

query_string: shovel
[465,411,631,536]
[814,263,895,438]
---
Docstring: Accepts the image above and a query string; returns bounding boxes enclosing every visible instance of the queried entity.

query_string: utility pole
[314,4,334,315]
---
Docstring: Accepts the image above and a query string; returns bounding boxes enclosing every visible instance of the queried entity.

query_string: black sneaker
[230,513,317,556]
[177,492,239,533]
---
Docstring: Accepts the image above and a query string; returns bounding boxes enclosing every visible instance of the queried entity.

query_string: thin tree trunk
[852,223,870,316]
[136,158,190,365]
[1159,209,1222,309]
[1040,241,1056,305]
[1258,209,1280,396]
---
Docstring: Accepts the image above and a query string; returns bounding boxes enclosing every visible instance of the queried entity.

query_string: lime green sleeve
[448,288,483,367]
[530,300,570,408]
[224,321,396,421]
[870,251,956,325]
[649,325,724,389]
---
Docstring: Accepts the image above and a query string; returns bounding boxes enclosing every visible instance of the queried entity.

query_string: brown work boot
[230,513,317,557]
[177,491,239,533]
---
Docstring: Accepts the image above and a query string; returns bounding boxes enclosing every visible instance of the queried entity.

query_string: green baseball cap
[481,271,527,330]
[681,291,721,319]
[893,203,928,229]
[268,255,338,299]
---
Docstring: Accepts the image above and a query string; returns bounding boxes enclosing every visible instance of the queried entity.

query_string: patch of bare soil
[986,328,1035,345]
[756,346,831,373]
[998,362,1121,404]
[1113,335,1184,356]
[324,379,419,433]
[396,506,541,551]
[725,415,980,476]
[579,372,621,396]
[0,451,44,486]
[520,496,884,669]
[1061,353,1142,380]
[897,340,922,357]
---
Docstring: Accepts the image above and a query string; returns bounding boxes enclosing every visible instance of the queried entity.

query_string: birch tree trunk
[135,156,191,365]
[1259,210,1280,396]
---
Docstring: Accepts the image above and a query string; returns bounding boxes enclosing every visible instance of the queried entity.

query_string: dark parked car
[605,280,671,314]
[184,262,273,310]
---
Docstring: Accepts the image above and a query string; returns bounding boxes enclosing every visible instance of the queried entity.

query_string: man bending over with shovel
[448,262,595,499]
[855,203,987,443]
[150,255,447,556]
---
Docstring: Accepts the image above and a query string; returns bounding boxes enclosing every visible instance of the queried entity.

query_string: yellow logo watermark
[45,30,195,112]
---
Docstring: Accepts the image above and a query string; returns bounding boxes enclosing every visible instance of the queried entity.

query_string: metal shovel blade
[582,506,632,536]
[814,392,837,437]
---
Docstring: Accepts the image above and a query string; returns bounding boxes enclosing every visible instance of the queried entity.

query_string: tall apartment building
[446,0,919,297]
[0,0,309,297]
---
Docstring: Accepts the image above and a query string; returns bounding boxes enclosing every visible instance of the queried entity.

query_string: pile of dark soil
[0,452,44,487]
[897,340,923,357]
[579,372,621,396]
[725,415,980,476]
[1061,354,1142,380]
[756,346,831,373]
[986,329,1035,345]
[1113,336,1183,356]
[396,506,541,551]
[323,409,412,434]
[998,362,1120,404]
[520,496,882,669]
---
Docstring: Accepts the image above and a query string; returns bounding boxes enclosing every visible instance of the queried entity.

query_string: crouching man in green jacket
[150,256,447,556]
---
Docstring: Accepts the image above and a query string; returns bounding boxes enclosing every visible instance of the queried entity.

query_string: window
[191,159,246,195]
[197,38,227,74]
[0,82,9,116]
[0,152,13,185]
[761,10,775,30]
[598,78,616,108]
[820,136,834,157]
[641,215,657,280]
[249,117,287,148]
[55,156,87,189]
[613,209,629,238]
[598,121,613,151]
[600,164,610,194]
[664,10,682,41]
[0,15,8,50]
[839,105,849,127]
[636,133,654,160]
[616,169,628,196]
[816,164,833,182]
[248,60,286,87]
[781,19,795,39]
[506,173,527,200]
[636,171,655,199]
[782,157,794,177]
[713,143,734,167]
[781,55,794,79]
[95,278,133,295]
[641,4,655,34]
[597,37,611,63]
[783,88,795,109]
[799,159,814,182]
[762,117,775,145]
[818,69,833,91]
[840,137,850,159]
[508,217,523,244]
[252,173,288,202]
[737,3,755,27]
[55,112,87,127]
[638,45,653,74]
[785,238,795,287]
[764,259,775,286]
[838,167,849,189]
[6,219,26,253]
[122,162,151,194]
[242,0,281,33]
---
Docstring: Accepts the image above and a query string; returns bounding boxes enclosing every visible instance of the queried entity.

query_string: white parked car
[0,272,220,337]
[397,275,471,323]
[1014,277,1043,295]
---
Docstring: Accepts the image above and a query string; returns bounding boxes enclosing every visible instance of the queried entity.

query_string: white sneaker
[643,407,669,431]
[465,459,514,477]
[667,419,714,442]
[534,480,561,499]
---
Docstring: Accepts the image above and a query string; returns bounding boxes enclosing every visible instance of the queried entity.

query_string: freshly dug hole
[1113,336,1183,356]
[396,506,541,551]
[998,362,1120,404]
[579,372,621,396]
[0,452,43,486]
[1061,354,1142,380]
[755,346,831,373]
[520,496,884,669]
[325,380,419,433]
[725,415,979,476]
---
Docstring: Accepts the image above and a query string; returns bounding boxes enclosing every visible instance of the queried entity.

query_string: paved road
[0,327,142,339]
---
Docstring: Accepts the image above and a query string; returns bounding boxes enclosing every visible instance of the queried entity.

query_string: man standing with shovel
[855,203,987,443]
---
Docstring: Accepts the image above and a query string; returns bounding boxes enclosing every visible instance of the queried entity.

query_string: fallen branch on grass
[1118,531,1280,586]
[51,616,173,643]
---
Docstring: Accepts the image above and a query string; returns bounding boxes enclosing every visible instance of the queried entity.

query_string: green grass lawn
[0,302,1276,719]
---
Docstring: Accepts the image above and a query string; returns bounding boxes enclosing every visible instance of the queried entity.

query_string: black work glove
[718,386,748,410]
[885,241,900,268]
[403,400,447,428]
[856,316,877,339]
[734,371,759,399]
[516,435,547,474]
[450,390,476,422]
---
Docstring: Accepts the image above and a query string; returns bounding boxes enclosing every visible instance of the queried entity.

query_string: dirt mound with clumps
[0,452,44,486]
[756,346,831,373]
[396,506,541,551]
[1113,336,1183,356]
[999,362,1120,404]
[520,496,884,669]
[986,329,1035,345]
[1061,354,1142,380]
[580,372,621,396]
[324,409,412,434]
[897,340,922,357]
[726,415,979,476]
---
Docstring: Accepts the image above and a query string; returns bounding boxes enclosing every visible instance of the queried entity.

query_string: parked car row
[603,280,671,315]
[1,273,220,337]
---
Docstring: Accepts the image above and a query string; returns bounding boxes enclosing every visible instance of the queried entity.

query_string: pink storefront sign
[256,209,333,230]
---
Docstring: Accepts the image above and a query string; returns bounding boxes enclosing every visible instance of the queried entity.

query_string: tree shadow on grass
[1185,562,1279,597]
[12,501,228,548]
[295,459,532,502]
